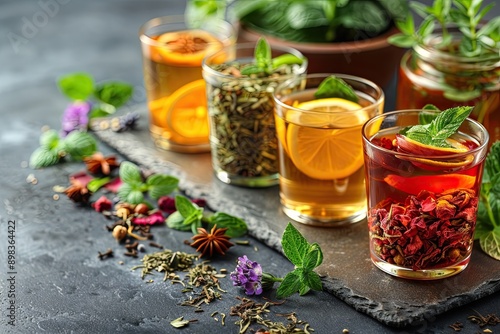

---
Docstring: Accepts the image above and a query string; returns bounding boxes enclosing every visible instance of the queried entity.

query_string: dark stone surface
[1,0,500,333]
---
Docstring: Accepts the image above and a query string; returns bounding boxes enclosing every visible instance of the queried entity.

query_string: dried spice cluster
[369,189,478,270]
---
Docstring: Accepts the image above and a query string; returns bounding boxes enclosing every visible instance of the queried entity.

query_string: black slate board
[92,107,500,328]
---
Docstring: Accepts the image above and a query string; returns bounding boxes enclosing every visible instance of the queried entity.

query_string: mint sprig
[29,130,98,168]
[401,106,473,148]
[240,37,305,76]
[166,195,248,237]
[314,75,359,103]
[477,141,500,260]
[276,223,323,299]
[117,162,179,205]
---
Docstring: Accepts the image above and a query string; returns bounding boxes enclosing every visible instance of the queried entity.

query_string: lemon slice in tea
[156,30,222,65]
[286,98,366,180]
[166,79,209,145]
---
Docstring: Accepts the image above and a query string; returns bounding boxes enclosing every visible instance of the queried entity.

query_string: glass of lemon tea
[139,16,236,153]
[273,73,384,226]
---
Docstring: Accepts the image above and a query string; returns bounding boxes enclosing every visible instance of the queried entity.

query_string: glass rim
[138,15,235,48]
[201,43,308,80]
[362,109,490,159]
[273,73,385,115]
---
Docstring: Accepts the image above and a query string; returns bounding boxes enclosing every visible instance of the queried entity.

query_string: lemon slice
[166,79,209,144]
[156,30,222,65]
[286,98,365,180]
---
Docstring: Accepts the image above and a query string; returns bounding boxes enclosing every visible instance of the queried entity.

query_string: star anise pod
[83,152,119,175]
[190,225,234,258]
[64,180,92,204]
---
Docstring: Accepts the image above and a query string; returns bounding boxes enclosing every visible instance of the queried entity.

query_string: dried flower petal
[132,211,165,225]
[92,195,112,212]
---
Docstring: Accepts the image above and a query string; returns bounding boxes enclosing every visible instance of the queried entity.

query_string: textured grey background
[1,0,500,333]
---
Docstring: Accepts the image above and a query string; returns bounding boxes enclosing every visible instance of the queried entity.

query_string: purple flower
[230,255,263,295]
[61,101,91,136]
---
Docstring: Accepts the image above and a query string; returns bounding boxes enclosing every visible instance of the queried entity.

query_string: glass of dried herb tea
[202,38,307,187]
[362,107,489,279]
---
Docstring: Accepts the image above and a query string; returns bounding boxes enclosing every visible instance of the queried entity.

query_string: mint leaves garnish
[240,37,305,76]
[117,161,179,205]
[314,75,359,103]
[29,130,98,168]
[276,223,323,299]
[401,106,473,148]
[477,141,500,260]
[166,194,248,236]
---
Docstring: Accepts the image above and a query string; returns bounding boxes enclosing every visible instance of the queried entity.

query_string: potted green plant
[185,0,409,88]
[388,0,500,146]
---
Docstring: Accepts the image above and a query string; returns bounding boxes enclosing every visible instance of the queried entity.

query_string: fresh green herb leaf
[281,223,309,267]
[276,270,302,299]
[207,212,248,237]
[175,195,197,218]
[119,161,143,185]
[94,82,133,108]
[477,141,500,260]
[39,129,60,150]
[62,131,98,160]
[314,75,359,103]
[271,54,304,69]
[404,106,473,147]
[29,147,60,168]
[87,177,111,193]
[166,211,192,231]
[58,72,94,100]
[302,269,322,293]
[302,243,323,270]
[255,37,272,73]
[146,174,179,199]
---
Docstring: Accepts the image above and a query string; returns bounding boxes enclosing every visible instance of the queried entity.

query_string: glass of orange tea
[139,16,235,153]
[273,73,384,226]
[362,109,489,279]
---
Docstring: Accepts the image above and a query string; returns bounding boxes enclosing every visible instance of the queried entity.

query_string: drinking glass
[273,73,384,225]
[362,110,489,279]
[202,43,307,187]
[139,15,235,153]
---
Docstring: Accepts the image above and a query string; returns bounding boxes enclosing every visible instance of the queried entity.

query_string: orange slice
[166,79,209,144]
[156,30,222,66]
[384,174,476,195]
[286,98,365,180]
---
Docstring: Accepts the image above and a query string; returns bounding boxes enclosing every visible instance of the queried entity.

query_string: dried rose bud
[192,198,207,208]
[92,195,112,213]
[112,225,127,241]
[134,203,149,215]
[158,196,176,214]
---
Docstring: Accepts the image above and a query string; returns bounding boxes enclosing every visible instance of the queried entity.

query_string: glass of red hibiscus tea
[362,108,489,279]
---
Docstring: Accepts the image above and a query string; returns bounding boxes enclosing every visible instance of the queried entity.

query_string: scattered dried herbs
[131,249,198,280]
[181,262,227,310]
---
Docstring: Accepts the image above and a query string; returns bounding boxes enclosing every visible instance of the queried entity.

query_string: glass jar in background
[202,43,307,187]
[396,32,500,146]
[139,16,236,153]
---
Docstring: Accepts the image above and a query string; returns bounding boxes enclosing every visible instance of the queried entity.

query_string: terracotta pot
[237,24,406,89]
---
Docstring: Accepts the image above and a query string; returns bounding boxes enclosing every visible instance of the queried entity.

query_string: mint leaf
[146,174,179,199]
[302,270,322,292]
[276,270,301,299]
[175,195,197,218]
[207,212,248,237]
[39,129,60,150]
[117,183,145,204]
[119,161,143,185]
[29,147,60,168]
[126,189,145,204]
[314,75,359,103]
[166,211,192,231]
[271,54,304,69]
[302,243,323,270]
[281,223,309,267]
[63,131,98,160]
[58,72,94,100]
[255,37,272,73]
[479,227,500,260]
[94,82,133,108]
[404,106,473,147]
[87,177,111,193]
[183,208,203,227]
